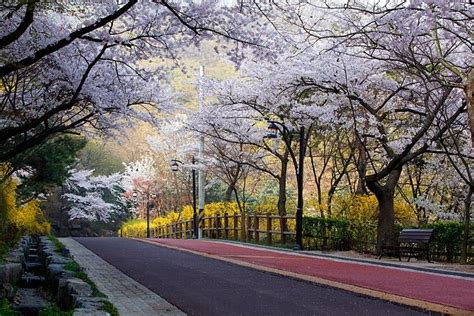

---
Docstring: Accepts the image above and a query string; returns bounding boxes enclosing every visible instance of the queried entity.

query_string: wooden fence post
[208,217,212,238]
[233,213,238,240]
[280,217,287,244]
[224,213,229,239]
[254,214,259,243]
[241,213,247,242]
[267,213,272,244]
[247,214,252,241]
[215,214,220,239]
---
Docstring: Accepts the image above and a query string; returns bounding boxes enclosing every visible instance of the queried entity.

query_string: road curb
[136,238,473,315]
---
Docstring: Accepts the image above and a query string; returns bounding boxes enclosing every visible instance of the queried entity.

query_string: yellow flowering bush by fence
[120,201,293,238]
[120,219,157,238]
[0,164,51,244]
[120,195,417,239]
[121,202,241,237]
[331,193,417,226]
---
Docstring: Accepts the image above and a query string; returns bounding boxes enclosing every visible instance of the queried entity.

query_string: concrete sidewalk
[140,238,474,315]
[60,238,185,316]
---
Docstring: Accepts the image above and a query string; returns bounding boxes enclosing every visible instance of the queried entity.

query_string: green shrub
[420,221,474,262]
[303,216,352,250]
[0,299,18,316]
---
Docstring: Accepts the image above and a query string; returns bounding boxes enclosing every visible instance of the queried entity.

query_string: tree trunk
[224,184,234,202]
[277,174,287,216]
[355,137,369,195]
[278,150,289,232]
[367,168,402,253]
[461,188,472,264]
[233,186,247,242]
[466,68,474,145]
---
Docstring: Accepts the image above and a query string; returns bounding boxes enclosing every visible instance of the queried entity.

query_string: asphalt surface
[75,238,427,316]
[151,239,474,312]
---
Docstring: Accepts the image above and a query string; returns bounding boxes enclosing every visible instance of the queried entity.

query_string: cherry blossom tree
[63,169,122,221]
[253,0,473,250]
[0,0,280,162]
[120,155,159,218]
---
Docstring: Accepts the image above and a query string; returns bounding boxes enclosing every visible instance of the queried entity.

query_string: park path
[142,238,474,314]
[60,238,185,316]
[75,237,427,316]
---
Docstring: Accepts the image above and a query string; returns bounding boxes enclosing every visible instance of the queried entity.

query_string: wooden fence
[151,213,296,245]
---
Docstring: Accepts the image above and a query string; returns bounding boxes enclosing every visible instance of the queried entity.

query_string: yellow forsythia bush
[332,193,417,226]
[121,202,242,237]
[253,203,279,215]
[11,200,51,235]
[120,219,157,238]
[203,202,240,216]
[0,163,51,236]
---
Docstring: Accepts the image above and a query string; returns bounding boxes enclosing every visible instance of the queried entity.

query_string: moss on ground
[0,298,18,315]
[39,304,73,316]
[55,237,118,315]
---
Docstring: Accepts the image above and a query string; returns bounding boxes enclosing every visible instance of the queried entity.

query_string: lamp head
[170,160,179,172]
[265,121,279,139]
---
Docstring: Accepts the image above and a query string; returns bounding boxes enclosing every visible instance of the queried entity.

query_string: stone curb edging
[38,236,110,316]
[64,238,186,316]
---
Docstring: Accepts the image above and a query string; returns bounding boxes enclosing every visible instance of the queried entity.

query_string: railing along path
[152,213,296,245]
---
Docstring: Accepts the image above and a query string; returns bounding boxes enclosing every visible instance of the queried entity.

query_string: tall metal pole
[146,196,151,238]
[192,157,198,239]
[198,65,206,238]
[295,126,305,250]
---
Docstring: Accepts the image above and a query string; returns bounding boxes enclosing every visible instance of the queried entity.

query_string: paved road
[75,238,426,316]
[150,239,474,313]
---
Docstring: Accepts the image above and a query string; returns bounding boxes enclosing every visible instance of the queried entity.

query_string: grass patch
[63,260,105,298]
[39,305,73,316]
[0,243,11,264]
[101,300,119,316]
[0,298,18,316]
[47,235,65,253]
[48,235,118,313]
[0,234,21,264]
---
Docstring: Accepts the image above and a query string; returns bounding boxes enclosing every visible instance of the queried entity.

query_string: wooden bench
[379,229,434,262]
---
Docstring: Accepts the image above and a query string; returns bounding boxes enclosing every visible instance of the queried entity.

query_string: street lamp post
[146,193,157,238]
[133,191,156,238]
[146,197,151,238]
[266,120,306,250]
[131,192,138,218]
[171,158,198,239]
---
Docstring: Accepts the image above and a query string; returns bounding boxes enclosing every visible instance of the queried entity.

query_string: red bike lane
[143,238,474,313]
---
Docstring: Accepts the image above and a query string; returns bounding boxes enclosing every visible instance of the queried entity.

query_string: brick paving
[60,238,185,316]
